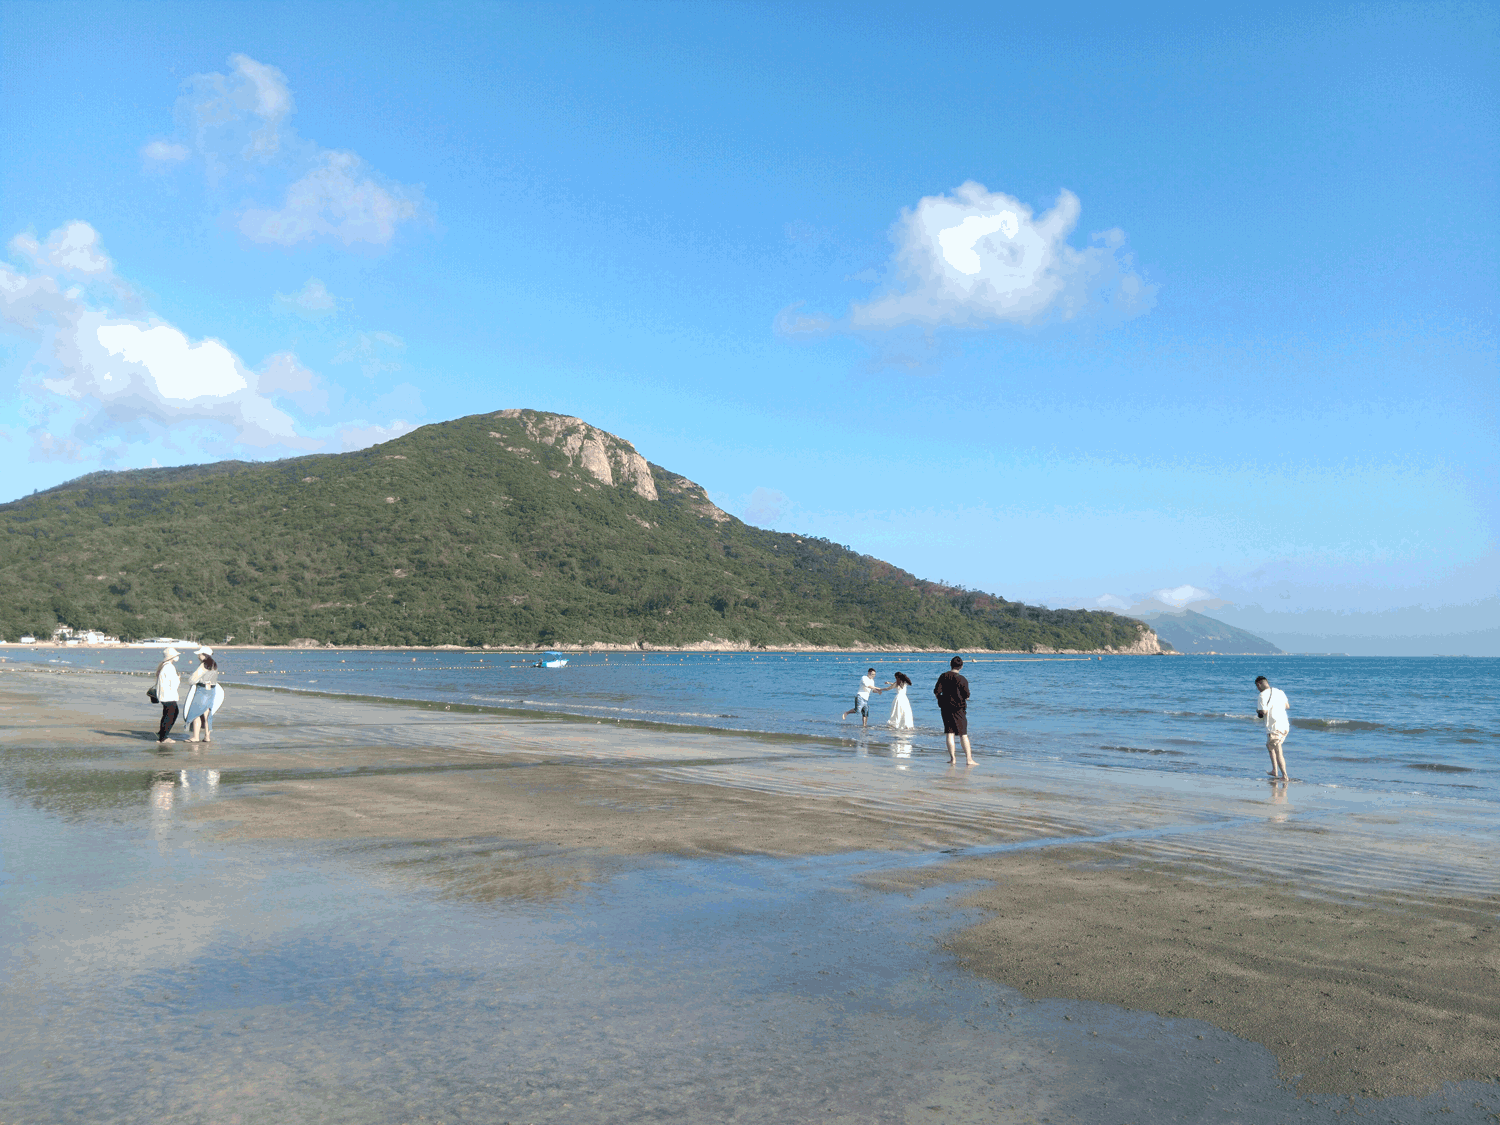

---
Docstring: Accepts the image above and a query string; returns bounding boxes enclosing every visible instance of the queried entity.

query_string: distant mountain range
[0,409,1163,653]
[1130,609,1284,655]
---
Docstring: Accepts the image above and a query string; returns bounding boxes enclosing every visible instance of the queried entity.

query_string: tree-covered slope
[0,409,1157,652]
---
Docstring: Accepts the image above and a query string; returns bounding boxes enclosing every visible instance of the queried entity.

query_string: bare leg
[945,733,957,764]
[960,734,975,766]
[1267,733,1288,779]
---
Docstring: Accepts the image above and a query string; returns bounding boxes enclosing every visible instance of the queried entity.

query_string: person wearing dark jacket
[933,656,974,766]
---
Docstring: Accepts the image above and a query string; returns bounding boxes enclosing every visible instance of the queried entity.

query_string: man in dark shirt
[933,655,974,766]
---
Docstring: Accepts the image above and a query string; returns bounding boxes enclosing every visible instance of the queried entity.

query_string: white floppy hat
[163,647,180,660]
[195,646,214,656]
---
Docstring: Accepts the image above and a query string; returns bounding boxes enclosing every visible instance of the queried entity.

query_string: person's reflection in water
[147,769,223,839]
[892,737,914,770]
[177,769,222,798]
[149,771,177,839]
[1268,779,1289,822]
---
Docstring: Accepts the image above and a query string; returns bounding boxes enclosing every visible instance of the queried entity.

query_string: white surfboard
[183,683,226,724]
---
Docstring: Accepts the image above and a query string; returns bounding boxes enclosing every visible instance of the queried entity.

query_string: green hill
[1131,609,1283,655]
[0,409,1159,652]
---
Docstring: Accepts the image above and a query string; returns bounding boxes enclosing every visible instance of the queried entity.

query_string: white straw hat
[195,646,214,656]
[163,647,180,660]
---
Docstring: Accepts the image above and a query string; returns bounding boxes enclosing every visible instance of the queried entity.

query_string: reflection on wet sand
[149,768,222,837]
[2,667,1498,1123]
[1268,778,1289,821]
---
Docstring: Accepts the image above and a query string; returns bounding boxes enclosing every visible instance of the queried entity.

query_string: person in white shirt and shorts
[1255,675,1291,780]
[842,668,885,727]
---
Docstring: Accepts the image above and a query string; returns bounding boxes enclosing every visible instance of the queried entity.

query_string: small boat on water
[534,651,569,669]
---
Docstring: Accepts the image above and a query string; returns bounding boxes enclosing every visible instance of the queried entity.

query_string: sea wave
[519,701,736,720]
[1292,717,1385,732]
[1291,717,1498,739]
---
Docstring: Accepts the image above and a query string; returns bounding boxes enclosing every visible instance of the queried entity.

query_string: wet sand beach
[2,664,1497,1123]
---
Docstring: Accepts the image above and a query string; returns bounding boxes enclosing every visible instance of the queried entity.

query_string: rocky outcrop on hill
[492,409,658,499]
[0,408,1158,653]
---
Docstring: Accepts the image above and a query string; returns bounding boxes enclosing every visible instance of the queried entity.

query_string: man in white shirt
[842,667,885,727]
[1255,675,1291,780]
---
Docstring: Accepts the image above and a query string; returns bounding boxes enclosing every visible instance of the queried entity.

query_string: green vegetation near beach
[0,409,1154,652]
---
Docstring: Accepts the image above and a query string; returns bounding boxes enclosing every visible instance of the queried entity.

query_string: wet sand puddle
[2,668,1498,1123]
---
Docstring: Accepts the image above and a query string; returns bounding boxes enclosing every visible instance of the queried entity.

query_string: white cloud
[338,420,417,451]
[272,277,338,320]
[333,330,405,377]
[847,181,1154,330]
[239,151,422,247]
[937,212,1019,274]
[742,487,790,526]
[155,53,424,248]
[182,53,294,166]
[772,301,834,337]
[10,221,114,276]
[1150,584,1216,608]
[140,140,190,166]
[2,221,317,459]
[232,53,293,126]
[258,352,330,414]
[1052,586,1222,614]
[94,325,248,399]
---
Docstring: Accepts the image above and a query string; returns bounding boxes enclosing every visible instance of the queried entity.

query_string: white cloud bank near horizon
[146,53,424,249]
[0,221,414,466]
[1055,572,1500,654]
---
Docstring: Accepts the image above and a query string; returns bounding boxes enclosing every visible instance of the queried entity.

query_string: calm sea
[10,649,1498,802]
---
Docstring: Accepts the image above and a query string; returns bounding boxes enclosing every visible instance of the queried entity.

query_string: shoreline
[2,668,1495,1103]
[1,639,1178,655]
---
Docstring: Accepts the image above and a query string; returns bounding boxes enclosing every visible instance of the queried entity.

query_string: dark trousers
[157,702,179,742]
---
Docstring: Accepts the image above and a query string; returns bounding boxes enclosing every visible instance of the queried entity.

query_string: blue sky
[2,2,1496,648]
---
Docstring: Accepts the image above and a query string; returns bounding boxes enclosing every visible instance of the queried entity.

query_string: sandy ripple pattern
[1,665,1497,1122]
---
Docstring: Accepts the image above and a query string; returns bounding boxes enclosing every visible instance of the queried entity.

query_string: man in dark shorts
[933,655,974,766]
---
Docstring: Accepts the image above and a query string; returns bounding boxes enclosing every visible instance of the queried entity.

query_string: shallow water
[15,649,1498,801]
[3,669,1498,1122]
[4,779,1497,1125]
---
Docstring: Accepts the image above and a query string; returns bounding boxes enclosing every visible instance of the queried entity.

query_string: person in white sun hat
[183,647,221,743]
[153,647,182,745]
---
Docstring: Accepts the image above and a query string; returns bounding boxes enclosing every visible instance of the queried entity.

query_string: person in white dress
[887,672,915,730]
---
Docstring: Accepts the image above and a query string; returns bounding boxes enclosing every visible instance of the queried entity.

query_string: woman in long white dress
[887,672,915,730]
